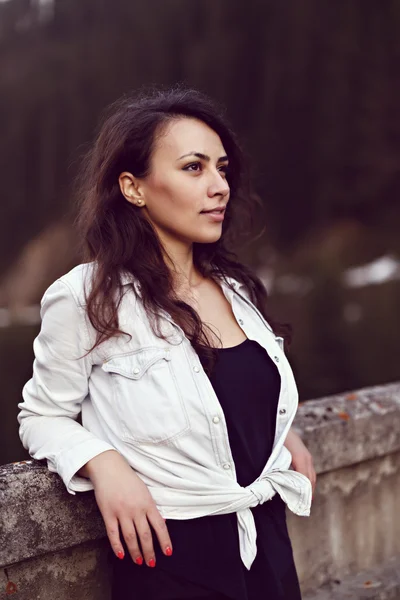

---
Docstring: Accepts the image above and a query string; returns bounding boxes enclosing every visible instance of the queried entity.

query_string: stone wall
[287,382,400,594]
[1,382,400,599]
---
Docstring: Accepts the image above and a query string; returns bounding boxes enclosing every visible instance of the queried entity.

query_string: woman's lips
[200,209,225,222]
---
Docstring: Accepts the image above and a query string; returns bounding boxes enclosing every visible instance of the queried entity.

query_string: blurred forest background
[1,0,400,464]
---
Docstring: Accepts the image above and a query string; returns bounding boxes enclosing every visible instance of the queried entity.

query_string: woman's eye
[183,162,229,175]
[183,162,201,172]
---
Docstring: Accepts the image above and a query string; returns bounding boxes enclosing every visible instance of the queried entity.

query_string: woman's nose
[208,172,230,197]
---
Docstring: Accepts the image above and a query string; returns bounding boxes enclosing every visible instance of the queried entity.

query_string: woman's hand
[81,450,173,567]
[284,428,316,496]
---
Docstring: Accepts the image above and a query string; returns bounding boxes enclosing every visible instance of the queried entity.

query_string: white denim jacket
[18,263,311,570]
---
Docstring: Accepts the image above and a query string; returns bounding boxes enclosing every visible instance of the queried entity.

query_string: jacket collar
[119,270,244,295]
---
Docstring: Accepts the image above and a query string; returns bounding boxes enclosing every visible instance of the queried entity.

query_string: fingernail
[135,556,143,565]
[117,551,124,560]
[148,558,156,568]
[165,546,173,556]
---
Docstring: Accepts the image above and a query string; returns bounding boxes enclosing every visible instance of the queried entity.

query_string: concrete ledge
[303,556,400,600]
[0,460,105,567]
[293,382,400,473]
[287,451,400,591]
[0,539,112,600]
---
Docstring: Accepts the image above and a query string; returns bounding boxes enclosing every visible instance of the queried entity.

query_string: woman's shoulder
[43,262,96,307]
[49,263,139,307]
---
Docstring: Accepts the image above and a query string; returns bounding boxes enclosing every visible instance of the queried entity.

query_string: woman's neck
[160,234,204,295]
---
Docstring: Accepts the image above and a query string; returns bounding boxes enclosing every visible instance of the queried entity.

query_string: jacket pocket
[102,347,191,444]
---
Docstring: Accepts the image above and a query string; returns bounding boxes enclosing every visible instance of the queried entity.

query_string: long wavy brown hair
[75,85,290,373]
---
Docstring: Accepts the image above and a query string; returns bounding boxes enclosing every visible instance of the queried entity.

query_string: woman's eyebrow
[177,152,229,162]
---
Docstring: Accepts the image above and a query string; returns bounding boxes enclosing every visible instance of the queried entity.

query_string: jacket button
[193,366,200,373]
[212,416,220,424]
[133,367,140,375]
[223,463,231,470]
[279,408,286,415]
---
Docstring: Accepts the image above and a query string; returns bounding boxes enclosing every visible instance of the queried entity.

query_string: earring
[137,199,143,206]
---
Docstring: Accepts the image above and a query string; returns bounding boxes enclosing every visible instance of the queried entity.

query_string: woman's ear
[119,172,146,207]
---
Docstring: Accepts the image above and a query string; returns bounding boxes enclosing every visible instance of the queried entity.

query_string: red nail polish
[117,551,124,559]
[165,546,173,556]
[148,558,156,567]
[135,556,143,565]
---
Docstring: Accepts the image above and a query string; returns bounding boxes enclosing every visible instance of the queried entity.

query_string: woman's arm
[17,279,116,494]
[284,427,316,495]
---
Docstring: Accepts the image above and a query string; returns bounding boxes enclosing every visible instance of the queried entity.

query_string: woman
[18,87,316,600]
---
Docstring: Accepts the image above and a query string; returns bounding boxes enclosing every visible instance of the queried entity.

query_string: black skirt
[110,339,302,600]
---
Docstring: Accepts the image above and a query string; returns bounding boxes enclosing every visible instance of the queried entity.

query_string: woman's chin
[192,231,223,244]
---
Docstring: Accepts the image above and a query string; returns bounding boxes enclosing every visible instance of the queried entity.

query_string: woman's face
[121,117,230,247]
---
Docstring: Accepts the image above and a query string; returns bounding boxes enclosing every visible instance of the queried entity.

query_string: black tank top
[205,338,280,487]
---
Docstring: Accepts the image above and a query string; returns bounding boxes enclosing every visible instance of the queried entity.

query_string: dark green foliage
[1,0,400,272]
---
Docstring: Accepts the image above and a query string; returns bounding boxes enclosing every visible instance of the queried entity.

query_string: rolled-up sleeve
[17,279,115,495]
